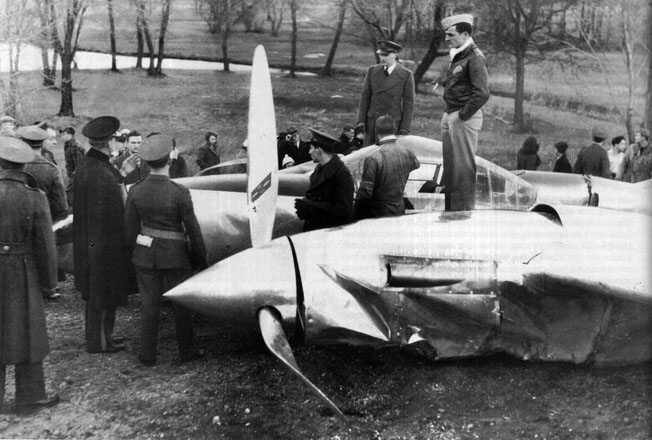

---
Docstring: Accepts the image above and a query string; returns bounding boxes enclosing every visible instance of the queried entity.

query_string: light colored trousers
[441,110,483,211]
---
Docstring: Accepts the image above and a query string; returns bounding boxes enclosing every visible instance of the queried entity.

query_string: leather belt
[140,227,186,241]
[0,242,30,255]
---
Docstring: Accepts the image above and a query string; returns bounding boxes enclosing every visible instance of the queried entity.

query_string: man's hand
[294,198,308,220]
[170,148,179,160]
[120,154,138,177]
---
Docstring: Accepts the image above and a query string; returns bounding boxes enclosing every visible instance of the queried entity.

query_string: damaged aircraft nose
[165,237,298,335]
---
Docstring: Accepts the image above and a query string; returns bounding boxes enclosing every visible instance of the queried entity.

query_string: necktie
[383,66,389,77]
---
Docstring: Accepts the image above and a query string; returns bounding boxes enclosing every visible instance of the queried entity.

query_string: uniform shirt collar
[450,37,474,60]
[385,63,397,75]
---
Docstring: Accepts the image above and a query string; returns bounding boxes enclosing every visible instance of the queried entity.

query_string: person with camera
[277,126,310,169]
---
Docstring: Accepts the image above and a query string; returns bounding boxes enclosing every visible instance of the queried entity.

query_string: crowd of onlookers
[514,125,652,183]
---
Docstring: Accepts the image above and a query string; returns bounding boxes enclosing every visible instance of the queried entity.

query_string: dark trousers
[441,110,483,211]
[0,362,47,409]
[85,301,117,353]
[135,267,197,362]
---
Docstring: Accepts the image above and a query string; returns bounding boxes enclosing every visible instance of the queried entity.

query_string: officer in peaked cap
[18,125,69,225]
[17,125,49,147]
[294,125,354,232]
[376,40,403,54]
[0,115,17,135]
[74,115,133,354]
[124,133,207,366]
[357,36,414,147]
[0,136,34,164]
[82,116,120,143]
[0,136,61,413]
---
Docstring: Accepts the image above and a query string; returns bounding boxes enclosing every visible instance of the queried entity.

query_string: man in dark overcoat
[18,125,69,222]
[124,134,208,366]
[573,126,611,178]
[354,116,420,220]
[0,136,60,413]
[294,130,354,232]
[357,40,415,147]
[74,116,135,353]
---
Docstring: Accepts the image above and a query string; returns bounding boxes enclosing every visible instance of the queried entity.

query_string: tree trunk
[58,51,74,116]
[645,0,652,131]
[288,0,297,77]
[58,8,75,117]
[136,17,144,69]
[413,2,444,91]
[321,0,347,77]
[136,1,156,76]
[108,0,119,71]
[514,47,526,131]
[41,47,55,87]
[155,0,171,76]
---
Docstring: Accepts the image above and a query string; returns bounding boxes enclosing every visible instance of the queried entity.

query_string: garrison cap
[286,126,298,135]
[591,126,607,141]
[0,115,17,124]
[441,14,474,30]
[139,134,173,161]
[0,136,35,163]
[17,125,49,147]
[376,40,402,54]
[82,116,120,142]
[309,128,338,153]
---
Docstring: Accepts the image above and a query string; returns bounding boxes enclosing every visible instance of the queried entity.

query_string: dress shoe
[180,349,206,363]
[102,344,125,353]
[43,291,62,301]
[16,394,60,414]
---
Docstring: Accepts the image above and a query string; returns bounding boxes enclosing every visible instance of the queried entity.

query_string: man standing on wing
[439,14,489,211]
[357,40,415,147]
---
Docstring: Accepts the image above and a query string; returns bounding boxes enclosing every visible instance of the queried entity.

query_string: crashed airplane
[162,46,652,418]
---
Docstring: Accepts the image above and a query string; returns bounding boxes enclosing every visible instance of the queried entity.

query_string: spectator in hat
[61,126,85,205]
[277,126,310,168]
[196,131,220,170]
[354,115,420,220]
[439,13,490,211]
[36,122,58,165]
[516,136,542,171]
[146,132,188,179]
[334,125,355,155]
[574,126,611,178]
[294,131,354,232]
[110,129,129,160]
[552,141,572,174]
[346,125,365,154]
[74,116,136,354]
[0,115,17,136]
[607,135,627,180]
[124,134,208,366]
[622,128,651,183]
[112,130,149,185]
[0,136,60,414]
[357,40,415,147]
[18,126,69,223]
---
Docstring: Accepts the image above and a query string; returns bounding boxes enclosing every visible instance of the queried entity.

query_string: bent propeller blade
[258,307,346,421]
[247,45,279,248]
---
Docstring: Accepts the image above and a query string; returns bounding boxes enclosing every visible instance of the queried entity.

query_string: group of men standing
[0,116,208,414]
[296,13,489,229]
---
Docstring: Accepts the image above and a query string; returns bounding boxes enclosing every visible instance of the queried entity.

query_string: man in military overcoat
[357,40,415,147]
[0,136,60,413]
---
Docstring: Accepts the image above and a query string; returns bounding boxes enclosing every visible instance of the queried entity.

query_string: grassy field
[14,65,631,178]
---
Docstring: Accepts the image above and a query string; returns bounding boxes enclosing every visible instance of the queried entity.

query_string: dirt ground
[0,275,650,440]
